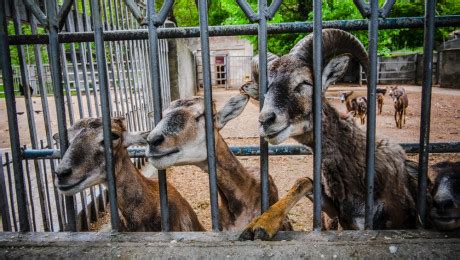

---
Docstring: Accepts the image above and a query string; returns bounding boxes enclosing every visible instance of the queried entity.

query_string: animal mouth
[58,176,88,192]
[148,149,180,159]
[431,208,460,230]
[265,125,289,139]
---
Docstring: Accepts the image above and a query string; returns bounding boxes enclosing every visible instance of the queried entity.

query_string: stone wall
[439,49,460,89]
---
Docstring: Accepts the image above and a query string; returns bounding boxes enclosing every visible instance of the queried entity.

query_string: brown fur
[242,30,418,238]
[55,118,205,232]
[377,93,384,115]
[146,97,292,231]
[389,86,409,129]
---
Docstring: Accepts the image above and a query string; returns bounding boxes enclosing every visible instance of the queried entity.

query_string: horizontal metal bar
[22,142,460,159]
[8,15,460,45]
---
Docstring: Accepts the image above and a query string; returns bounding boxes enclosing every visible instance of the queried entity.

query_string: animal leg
[403,108,406,125]
[399,111,403,129]
[239,177,313,241]
[394,111,398,128]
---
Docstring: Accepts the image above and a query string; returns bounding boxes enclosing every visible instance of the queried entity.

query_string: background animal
[376,87,387,115]
[54,118,205,231]
[389,86,409,128]
[352,96,367,125]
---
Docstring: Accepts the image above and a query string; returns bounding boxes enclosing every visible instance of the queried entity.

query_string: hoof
[253,227,271,241]
[238,228,254,241]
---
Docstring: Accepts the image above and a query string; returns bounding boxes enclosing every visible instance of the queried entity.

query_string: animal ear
[321,54,351,92]
[215,94,249,130]
[251,52,279,84]
[123,131,150,147]
[240,81,260,101]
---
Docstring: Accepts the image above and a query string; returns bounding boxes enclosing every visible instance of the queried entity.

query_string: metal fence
[0,0,459,233]
[0,0,170,231]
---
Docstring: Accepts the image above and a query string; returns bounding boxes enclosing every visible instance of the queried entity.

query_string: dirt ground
[166,85,460,231]
[0,84,459,231]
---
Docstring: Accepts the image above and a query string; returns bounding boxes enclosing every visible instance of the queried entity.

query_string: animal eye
[111,133,120,140]
[294,82,311,93]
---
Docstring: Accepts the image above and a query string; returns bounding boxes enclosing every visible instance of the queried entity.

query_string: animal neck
[197,132,260,225]
[114,148,158,228]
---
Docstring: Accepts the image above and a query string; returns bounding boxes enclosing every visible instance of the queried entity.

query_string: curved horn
[290,29,369,74]
[251,52,279,84]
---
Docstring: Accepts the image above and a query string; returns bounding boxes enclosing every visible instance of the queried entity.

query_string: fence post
[0,0,31,232]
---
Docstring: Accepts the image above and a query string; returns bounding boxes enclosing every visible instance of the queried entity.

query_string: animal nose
[435,199,454,212]
[56,168,72,181]
[259,112,276,126]
[148,134,165,147]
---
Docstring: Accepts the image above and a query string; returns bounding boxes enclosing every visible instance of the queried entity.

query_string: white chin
[264,126,292,145]
[148,157,176,170]
[58,175,105,196]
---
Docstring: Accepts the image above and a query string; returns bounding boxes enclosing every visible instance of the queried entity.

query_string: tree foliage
[172,0,459,56]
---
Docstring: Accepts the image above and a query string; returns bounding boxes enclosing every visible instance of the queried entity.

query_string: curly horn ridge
[290,29,369,74]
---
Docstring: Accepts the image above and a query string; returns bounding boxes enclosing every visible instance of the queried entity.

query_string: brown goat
[377,93,384,115]
[389,86,409,128]
[353,96,367,125]
[54,118,205,231]
[145,96,291,231]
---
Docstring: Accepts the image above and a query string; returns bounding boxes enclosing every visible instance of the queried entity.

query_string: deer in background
[376,87,388,115]
[339,91,367,125]
[54,118,205,231]
[389,86,409,128]
[145,96,292,232]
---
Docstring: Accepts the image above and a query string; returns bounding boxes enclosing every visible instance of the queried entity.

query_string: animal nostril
[435,199,454,212]
[149,134,165,147]
[56,168,72,180]
[259,112,276,125]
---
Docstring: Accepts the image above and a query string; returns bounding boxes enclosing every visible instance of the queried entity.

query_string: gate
[0,0,459,256]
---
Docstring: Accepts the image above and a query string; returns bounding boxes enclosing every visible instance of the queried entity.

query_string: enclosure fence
[0,0,459,233]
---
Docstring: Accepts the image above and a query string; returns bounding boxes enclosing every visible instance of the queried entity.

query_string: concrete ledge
[0,230,459,259]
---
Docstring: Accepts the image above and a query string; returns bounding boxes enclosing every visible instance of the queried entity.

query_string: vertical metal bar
[23,154,37,231]
[0,2,30,232]
[65,18,85,119]
[147,0,171,231]
[198,0,220,231]
[122,2,140,131]
[40,140,54,231]
[5,153,18,231]
[0,156,12,231]
[102,0,121,116]
[110,0,128,121]
[90,0,120,231]
[117,0,134,130]
[73,0,94,117]
[11,0,51,231]
[46,0,77,231]
[417,0,436,229]
[125,4,143,130]
[365,0,379,230]
[257,0,270,213]
[312,0,323,231]
[82,0,101,117]
[60,44,76,125]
